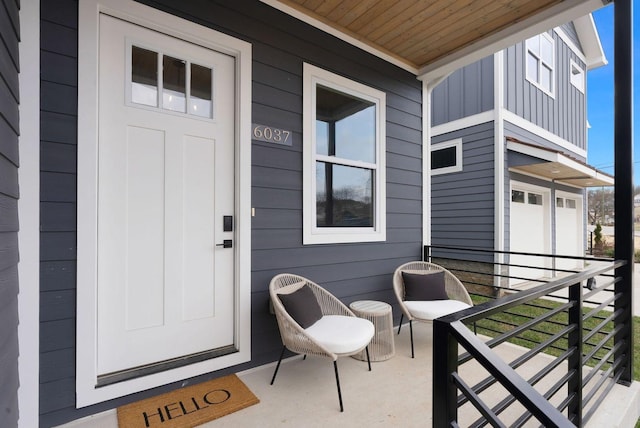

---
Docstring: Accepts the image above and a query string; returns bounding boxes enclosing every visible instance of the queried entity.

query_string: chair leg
[270,346,286,385]
[409,320,415,358]
[365,346,372,371]
[398,314,404,334]
[333,360,344,412]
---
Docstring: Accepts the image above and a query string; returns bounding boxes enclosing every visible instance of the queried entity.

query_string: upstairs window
[303,63,386,245]
[431,139,462,175]
[526,33,555,96]
[570,60,585,93]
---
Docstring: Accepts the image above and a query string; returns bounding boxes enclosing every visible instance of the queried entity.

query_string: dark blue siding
[431,55,494,126]
[504,30,587,149]
[0,0,20,426]
[39,0,424,425]
[431,122,495,255]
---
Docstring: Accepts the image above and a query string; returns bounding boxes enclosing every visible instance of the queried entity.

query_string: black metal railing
[427,245,632,427]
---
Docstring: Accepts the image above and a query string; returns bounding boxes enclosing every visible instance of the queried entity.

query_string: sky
[587,3,640,184]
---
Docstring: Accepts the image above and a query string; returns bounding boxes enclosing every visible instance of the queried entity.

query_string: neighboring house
[1,1,621,427]
[428,16,613,284]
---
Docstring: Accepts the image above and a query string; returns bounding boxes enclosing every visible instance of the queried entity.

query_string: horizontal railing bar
[583,276,619,300]
[458,328,574,407]
[426,244,614,262]
[583,309,620,343]
[452,372,507,428]
[583,353,624,407]
[512,370,575,428]
[583,295,618,322]
[582,341,623,386]
[470,348,575,424]
[582,368,624,423]
[583,324,623,365]
[446,320,574,427]
[437,262,624,326]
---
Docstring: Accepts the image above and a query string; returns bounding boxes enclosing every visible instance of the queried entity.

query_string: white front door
[97,15,236,377]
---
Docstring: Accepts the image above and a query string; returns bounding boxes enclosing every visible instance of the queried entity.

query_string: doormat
[117,374,259,428]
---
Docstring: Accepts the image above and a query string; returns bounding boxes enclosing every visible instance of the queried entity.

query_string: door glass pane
[316,162,373,227]
[566,199,576,209]
[528,193,543,205]
[190,63,212,118]
[512,190,525,203]
[163,55,186,113]
[131,46,158,107]
[316,85,375,163]
[556,197,564,208]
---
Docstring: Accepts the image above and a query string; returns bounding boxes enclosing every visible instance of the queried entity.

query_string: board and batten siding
[504,30,587,150]
[38,0,423,425]
[431,122,495,260]
[0,0,20,427]
[431,55,494,126]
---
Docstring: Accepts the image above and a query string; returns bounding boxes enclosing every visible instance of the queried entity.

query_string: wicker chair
[269,273,374,412]
[393,261,473,357]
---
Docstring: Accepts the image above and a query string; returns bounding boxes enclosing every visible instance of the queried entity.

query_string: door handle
[216,239,233,249]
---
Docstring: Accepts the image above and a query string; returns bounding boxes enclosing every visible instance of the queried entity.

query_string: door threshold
[97,345,238,387]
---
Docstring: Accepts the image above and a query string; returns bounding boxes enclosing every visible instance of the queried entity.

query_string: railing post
[433,318,459,427]
[567,281,583,426]
[614,0,634,386]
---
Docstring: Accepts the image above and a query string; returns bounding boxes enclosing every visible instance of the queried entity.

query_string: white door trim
[77,0,252,406]
[17,1,40,426]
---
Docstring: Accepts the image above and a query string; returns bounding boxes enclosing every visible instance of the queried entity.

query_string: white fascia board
[259,0,418,75]
[431,111,494,137]
[554,26,587,63]
[573,14,608,69]
[418,0,605,81]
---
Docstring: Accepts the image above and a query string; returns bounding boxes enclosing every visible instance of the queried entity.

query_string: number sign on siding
[252,123,292,146]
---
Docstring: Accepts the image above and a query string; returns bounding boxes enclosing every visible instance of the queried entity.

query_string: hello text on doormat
[117,374,259,428]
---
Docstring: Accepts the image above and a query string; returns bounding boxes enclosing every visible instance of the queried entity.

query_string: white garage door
[510,186,550,284]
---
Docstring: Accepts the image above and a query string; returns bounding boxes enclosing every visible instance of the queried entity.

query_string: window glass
[541,65,552,92]
[540,36,553,64]
[303,63,385,244]
[528,193,543,205]
[526,53,539,82]
[316,85,375,163]
[190,63,212,118]
[566,199,577,209]
[316,162,373,227]
[131,46,158,107]
[570,62,585,92]
[527,37,540,56]
[432,146,457,169]
[512,190,525,203]
[163,55,186,113]
[556,197,564,208]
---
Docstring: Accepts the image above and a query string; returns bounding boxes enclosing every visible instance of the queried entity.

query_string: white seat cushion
[404,299,471,321]
[305,315,374,355]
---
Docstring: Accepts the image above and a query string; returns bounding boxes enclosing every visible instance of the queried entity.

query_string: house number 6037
[252,124,292,146]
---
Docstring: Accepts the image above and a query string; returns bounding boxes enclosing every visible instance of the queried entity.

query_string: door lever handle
[216,239,233,249]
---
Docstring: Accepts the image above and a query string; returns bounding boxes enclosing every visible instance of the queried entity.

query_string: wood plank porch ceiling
[277,0,563,70]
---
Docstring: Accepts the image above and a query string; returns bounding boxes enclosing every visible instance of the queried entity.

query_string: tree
[587,187,614,225]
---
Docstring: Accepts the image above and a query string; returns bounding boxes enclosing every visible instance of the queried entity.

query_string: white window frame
[303,63,386,245]
[569,59,585,93]
[525,32,555,97]
[431,138,463,176]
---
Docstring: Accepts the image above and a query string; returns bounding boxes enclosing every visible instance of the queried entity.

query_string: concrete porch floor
[58,321,640,427]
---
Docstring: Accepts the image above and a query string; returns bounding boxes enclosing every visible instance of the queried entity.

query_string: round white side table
[349,300,395,361]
